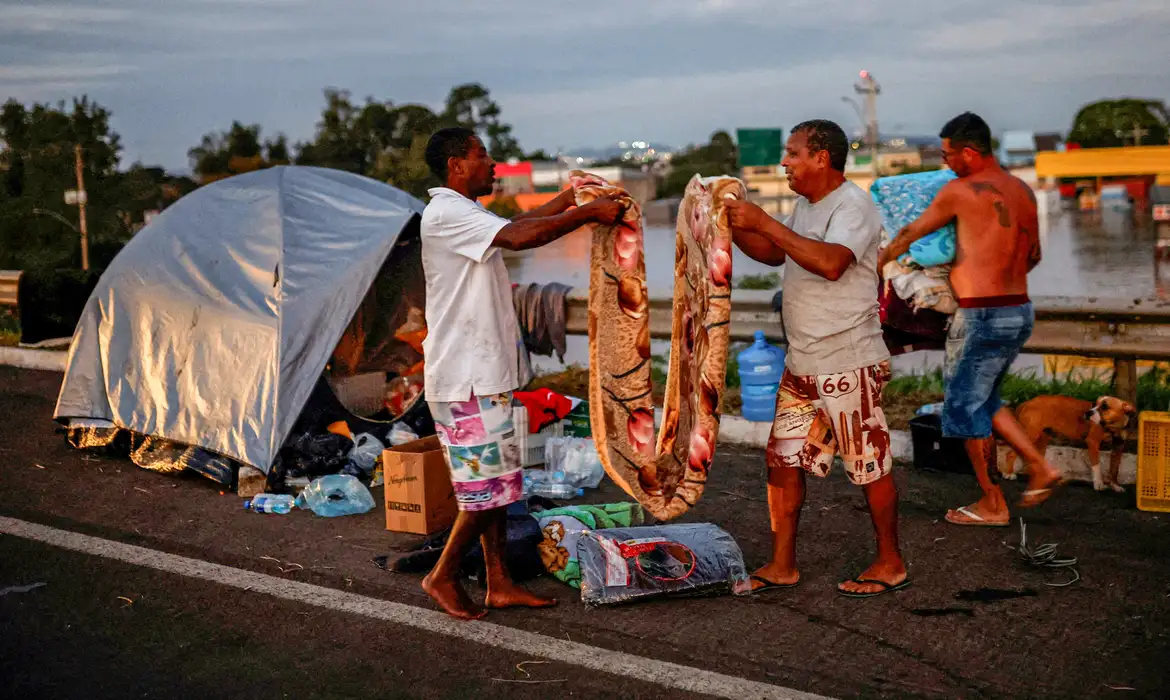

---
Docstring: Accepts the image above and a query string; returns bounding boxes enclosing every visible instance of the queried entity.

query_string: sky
[2,0,1169,173]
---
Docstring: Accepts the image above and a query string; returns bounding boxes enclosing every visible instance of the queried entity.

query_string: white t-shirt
[420,187,521,402]
[781,181,889,376]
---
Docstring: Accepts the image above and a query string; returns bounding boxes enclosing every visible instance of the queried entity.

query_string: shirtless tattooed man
[880,112,1062,526]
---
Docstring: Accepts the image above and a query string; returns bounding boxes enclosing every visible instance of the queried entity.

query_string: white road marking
[0,515,832,700]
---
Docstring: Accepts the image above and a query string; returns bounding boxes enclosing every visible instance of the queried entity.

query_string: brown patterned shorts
[766,361,893,486]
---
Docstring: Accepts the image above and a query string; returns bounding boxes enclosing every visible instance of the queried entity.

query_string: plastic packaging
[244,493,296,514]
[577,523,752,606]
[387,422,419,446]
[347,433,385,474]
[915,402,944,416]
[523,468,583,500]
[294,474,377,517]
[737,331,786,422]
[543,437,605,489]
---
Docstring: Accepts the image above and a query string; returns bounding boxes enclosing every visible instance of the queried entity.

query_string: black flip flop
[837,578,912,599]
[750,574,799,593]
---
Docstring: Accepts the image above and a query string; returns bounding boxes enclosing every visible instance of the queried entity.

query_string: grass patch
[0,310,18,347]
[529,342,749,416]
[733,272,780,290]
[530,359,1170,433]
[885,364,1170,421]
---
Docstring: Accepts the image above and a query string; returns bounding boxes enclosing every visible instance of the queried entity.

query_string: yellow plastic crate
[1137,411,1170,513]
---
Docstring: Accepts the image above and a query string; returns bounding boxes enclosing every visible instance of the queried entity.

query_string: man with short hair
[725,120,908,598]
[419,127,623,619]
[880,112,1062,525]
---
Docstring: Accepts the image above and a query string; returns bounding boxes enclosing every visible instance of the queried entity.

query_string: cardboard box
[382,435,457,535]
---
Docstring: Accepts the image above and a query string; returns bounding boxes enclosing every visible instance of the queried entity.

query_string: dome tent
[54,166,431,482]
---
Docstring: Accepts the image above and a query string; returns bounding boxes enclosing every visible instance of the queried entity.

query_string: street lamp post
[854,71,881,178]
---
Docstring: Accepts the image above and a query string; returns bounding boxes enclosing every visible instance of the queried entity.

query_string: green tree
[0,96,130,270]
[441,83,523,162]
[291,83,524,198]
[188,120,288,183]
[656,130,740,198]
[1067,99,1170,148]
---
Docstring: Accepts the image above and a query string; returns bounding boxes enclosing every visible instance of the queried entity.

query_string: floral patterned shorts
[427,391,523,511]
[765,362,893,487]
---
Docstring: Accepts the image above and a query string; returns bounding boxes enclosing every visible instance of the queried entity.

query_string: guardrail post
[1112,357,1138,406]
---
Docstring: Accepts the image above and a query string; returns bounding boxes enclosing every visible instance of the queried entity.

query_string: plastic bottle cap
[754,330,766,342]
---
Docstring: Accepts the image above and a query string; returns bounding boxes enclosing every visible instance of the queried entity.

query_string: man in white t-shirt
[724,120,909,599]
[418,127,623,620]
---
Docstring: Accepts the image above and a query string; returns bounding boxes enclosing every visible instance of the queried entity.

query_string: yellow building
[741,150,922,215]
[1036,145,1170,206]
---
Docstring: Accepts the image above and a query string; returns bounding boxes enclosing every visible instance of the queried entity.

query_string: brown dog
[1002,395,1136,492]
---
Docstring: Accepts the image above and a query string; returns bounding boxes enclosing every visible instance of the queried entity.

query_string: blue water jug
[737,331,786,422]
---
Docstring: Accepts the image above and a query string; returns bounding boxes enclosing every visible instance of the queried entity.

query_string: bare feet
[837,556,908,596]
[1019,460,1062,508]
[485,582,557,610]
[422,572,486,621]
[750,563,800,591]
[945,498,1010,526]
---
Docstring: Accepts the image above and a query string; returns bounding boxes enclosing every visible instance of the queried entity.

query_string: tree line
[1,90,1166,272]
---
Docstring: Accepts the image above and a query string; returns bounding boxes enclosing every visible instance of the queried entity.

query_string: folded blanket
[535,502,645,588]
[871,170,958,268]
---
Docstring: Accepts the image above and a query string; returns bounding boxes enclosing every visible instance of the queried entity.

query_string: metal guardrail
[565,289,1170,359]
[0,270,19,308]
[565,290,1170,404]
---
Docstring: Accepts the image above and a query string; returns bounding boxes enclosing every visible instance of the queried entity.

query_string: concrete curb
[0,350,1137,488]
[711,412,1137,487]
[0,346,67,372]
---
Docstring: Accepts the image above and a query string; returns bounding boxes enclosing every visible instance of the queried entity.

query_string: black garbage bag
[17,267,103,346]
[374,497,556,585]
[280,431,354,479]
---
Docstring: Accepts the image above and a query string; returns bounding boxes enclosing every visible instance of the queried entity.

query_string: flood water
[505,207,1167,376]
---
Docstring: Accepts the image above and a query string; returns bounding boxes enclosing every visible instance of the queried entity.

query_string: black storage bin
[908,413,973,475]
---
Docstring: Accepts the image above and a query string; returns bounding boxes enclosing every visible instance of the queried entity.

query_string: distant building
[999,130,1038,167]
[481,160,658,211]
[493,162,534,196]
[1035,132,1063,153]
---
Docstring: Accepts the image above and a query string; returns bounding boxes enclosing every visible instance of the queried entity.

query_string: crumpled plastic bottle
[346,433,385,475]
[295,474,376,517]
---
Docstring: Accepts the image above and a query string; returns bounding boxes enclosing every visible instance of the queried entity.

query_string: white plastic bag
[387,422,419,446]
[347,433,385,474]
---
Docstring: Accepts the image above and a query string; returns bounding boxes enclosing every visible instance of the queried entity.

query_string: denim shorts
[941,303,1034,439]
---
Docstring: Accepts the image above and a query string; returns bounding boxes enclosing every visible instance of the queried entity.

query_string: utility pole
[72,144,90,271]
[1131,123,1148,146]
[854,71,881,178]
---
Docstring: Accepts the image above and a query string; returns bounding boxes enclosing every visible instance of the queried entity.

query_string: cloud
[0,63,134,83]
[1,0,1167,170]
[0,4,135,33]
[918,0,1170,52]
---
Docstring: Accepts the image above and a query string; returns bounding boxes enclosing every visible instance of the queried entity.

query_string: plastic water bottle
[523,467,583,500]
[737,330,786,422]
[244,493,295,514]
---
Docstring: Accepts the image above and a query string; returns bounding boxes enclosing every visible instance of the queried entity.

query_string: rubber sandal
[945,506,1010,527]
[750,574,799,593]
[837,577,912,599]
[1018,488,1053,508]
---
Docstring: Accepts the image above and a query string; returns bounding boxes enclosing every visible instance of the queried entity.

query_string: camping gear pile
[871,170,959,356]
[54,166,436,491]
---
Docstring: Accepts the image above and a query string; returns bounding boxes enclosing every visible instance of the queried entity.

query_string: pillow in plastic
[871,169,958,267]
[577,523,751,606]
[535,502,645,588]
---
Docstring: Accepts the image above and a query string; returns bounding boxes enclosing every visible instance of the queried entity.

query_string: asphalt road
[2,366,1169,699]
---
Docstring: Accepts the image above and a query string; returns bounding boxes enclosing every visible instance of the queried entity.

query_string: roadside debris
[0,582,47,597]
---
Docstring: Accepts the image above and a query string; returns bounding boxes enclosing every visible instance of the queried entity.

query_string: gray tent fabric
[54,166,426,473]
